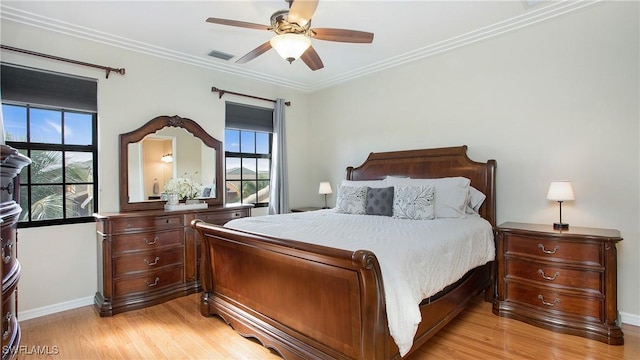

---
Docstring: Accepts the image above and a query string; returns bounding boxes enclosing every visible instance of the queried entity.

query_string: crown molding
[308,0,601,92]
[1,0,600,93]
[0,4,310,91]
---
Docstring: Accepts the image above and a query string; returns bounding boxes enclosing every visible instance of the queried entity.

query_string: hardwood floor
[17,293,639,359]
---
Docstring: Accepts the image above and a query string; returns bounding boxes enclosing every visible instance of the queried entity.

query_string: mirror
[119,115,223,211]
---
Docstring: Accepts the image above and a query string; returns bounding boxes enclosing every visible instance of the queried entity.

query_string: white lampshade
[270,34,311,63]
[161,153,173,163]
[318,182,332,195]
[547,181,575,201]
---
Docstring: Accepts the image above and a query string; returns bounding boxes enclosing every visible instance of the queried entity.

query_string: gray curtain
[268,98,289,214]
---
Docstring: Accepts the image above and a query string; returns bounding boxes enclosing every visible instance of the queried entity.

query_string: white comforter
[225,209,495,356]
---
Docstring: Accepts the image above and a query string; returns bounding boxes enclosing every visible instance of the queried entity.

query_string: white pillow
[466,186,486,215]
[340,179,387,188]
[335,186,367,214]
[384,177,470,218]
[393,185,435,220]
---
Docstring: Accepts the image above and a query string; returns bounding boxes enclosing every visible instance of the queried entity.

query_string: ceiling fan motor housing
[270,9,311,35]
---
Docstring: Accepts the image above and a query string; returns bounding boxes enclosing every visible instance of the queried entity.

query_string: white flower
[163,176,201,200]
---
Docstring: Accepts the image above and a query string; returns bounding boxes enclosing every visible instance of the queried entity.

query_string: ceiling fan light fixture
[270,33,311,63]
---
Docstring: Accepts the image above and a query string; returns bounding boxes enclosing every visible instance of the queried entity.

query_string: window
[225,103,273,207]
[1,64,98,227]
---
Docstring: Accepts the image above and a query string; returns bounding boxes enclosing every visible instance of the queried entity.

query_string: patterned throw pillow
[336,186,367,214]
[384,177,470,218]
[393,185,435,220]
[366,186,394,216]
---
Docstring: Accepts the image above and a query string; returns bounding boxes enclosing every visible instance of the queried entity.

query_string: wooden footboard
[193,220,491,360]
[194,220,389,359]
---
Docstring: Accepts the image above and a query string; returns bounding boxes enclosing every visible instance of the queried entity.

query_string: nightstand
[290,207,322,213]
[493,222,624,345]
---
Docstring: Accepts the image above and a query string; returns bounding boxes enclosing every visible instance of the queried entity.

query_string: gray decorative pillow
[336,186,367,214]
[366,186,394,216]
[393,185,435,220]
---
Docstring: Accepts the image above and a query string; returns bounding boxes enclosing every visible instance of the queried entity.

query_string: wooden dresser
[1,145,31,360]
[493,222,623,345]
[93,205,251,316]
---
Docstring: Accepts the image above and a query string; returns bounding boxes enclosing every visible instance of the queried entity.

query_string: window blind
[225,102,273,132]
[1,63,98,112]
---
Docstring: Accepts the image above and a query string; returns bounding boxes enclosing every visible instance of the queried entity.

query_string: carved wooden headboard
[346,145,496,226]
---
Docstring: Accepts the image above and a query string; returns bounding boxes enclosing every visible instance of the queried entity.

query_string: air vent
[207,49,234,61]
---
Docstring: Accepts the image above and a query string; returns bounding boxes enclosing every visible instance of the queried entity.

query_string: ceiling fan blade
[206,17,271,31]
[288,0,319,27]
[300,45,324,71]
[311,28,374,43]
[236,41,272,64]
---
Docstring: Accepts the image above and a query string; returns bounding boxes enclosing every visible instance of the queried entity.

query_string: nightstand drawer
[113,247,184,277]
[505,235,602,266]
[505,282,603,320]
[505,258,602,293]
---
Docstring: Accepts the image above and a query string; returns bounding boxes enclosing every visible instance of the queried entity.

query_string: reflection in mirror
[119,115,223,212]
[127,128,217,202]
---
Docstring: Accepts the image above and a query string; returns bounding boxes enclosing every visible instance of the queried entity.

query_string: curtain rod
[211,86,291,106]
[0,44,126,79]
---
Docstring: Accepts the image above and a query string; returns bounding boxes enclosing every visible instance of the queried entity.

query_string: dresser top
[498,222,622,241]
[94,203,252,219]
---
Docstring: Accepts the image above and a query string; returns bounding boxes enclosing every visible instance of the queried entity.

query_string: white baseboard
[621,311,640,327]
[18,295,640,329]
[18,296,94,321]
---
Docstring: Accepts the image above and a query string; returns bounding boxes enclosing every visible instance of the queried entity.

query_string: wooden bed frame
[192,146,496,359]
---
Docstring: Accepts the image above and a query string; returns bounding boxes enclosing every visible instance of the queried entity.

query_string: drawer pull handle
[145,277,160,287]
[144,257,160,266]
[1,181,13,195]
[538,243,559,254]
[2,312,12,340]
[538,269,560,281]
[145,237,158,245]
[2,241,12,264]
[538,295,560,307]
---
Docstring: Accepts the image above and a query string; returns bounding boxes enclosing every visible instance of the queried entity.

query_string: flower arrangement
[163,174,201,200]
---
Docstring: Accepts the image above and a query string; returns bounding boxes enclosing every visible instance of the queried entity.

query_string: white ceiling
[1,0,598,92]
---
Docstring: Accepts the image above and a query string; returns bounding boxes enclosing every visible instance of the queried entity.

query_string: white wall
[308,1,639,322]
[1,20,314,315]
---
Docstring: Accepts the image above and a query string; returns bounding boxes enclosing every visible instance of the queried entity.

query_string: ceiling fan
[206,0,374,71]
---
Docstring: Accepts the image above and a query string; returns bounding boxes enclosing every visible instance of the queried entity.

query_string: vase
[166,193,179,205]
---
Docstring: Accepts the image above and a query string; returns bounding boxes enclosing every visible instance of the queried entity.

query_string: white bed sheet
[225,209,495,356]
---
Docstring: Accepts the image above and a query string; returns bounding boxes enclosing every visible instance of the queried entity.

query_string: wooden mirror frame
[119,115,223,212]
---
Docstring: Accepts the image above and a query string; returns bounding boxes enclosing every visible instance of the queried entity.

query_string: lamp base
[553,222,569,230]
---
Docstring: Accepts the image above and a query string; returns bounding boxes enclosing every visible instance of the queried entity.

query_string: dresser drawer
[112,229,183,255]
[505,234,602,266]
[195,209,247,225]
[505,281,603,320]
[1,285,19,353]
[506,258,602,293]
[110,215,183,233]
[1,225,17,280]
[113,247,184,277]
[113,266,183,298]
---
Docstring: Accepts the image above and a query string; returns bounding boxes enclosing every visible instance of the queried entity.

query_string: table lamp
[318,182,333,209]
[547,181,575,230]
